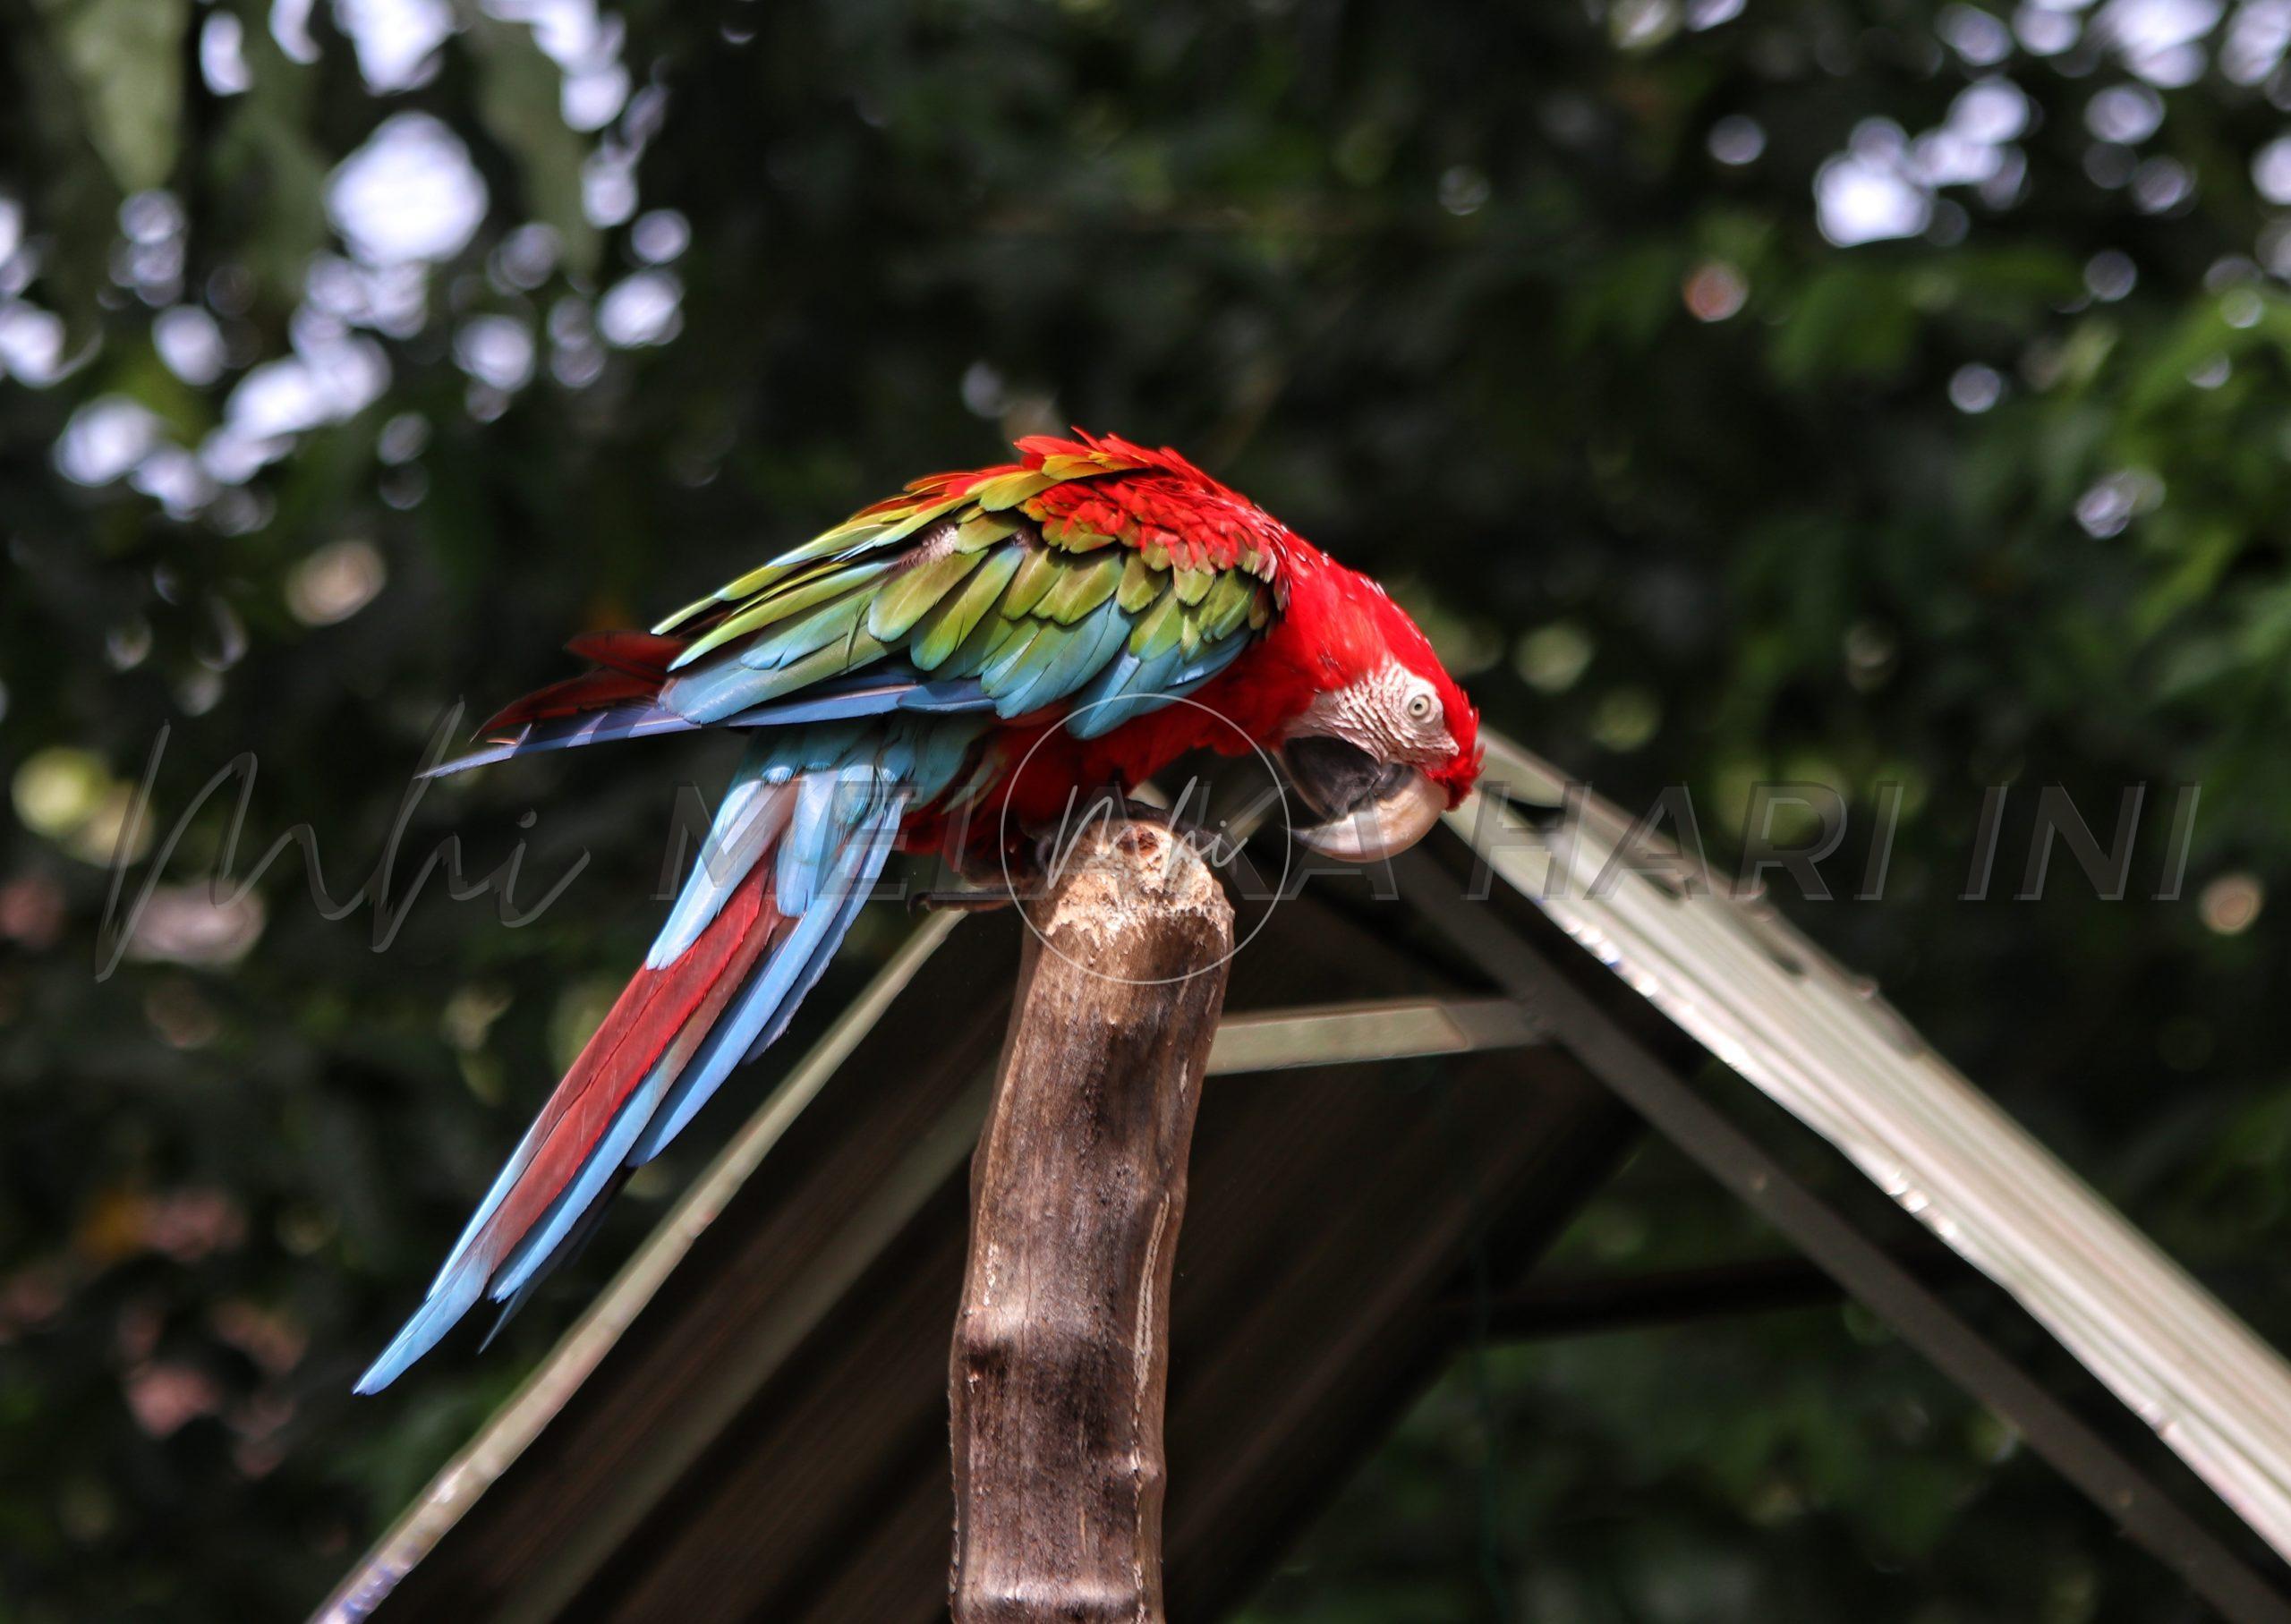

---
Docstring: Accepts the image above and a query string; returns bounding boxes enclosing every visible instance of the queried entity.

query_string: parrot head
[1271,561,1484,863]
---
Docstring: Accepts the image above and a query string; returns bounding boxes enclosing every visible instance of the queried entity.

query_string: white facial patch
[1286,659,1452,764]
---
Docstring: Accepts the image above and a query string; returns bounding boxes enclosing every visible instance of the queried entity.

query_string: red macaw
[358,429,1482,1390]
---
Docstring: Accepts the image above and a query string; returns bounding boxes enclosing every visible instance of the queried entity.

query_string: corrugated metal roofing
[1460,732,2291,1566]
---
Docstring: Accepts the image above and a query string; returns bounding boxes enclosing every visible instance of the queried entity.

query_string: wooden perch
[949,820,1236,1623]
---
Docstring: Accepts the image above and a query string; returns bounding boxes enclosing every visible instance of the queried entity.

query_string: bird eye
[1405,691,1437,724]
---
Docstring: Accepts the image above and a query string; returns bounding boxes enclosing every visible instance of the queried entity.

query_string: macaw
[357,429,1482,1391]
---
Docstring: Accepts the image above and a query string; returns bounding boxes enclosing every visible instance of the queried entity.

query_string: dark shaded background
[4,0,2291,1618]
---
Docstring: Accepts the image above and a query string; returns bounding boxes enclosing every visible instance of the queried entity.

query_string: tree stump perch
[949,820,1236,1623]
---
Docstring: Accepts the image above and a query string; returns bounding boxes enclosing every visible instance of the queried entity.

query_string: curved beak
[1282,736,1447,863]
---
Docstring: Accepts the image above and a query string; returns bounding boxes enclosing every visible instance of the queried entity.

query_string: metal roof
[315,728,2291,1622]
[1455,735,2291,1573]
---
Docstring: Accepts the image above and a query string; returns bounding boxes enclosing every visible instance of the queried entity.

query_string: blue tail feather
[484,1060,678,1305]
[353,1262,490,1394]
[478,1168,626,1352]
[626,794,902,1165]
[645,767,792,969]
[357,721,953,1391]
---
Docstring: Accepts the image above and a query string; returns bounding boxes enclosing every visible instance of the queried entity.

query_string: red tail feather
[479,631,688,738]
[465,860,782,1276]
[564,630,686,677]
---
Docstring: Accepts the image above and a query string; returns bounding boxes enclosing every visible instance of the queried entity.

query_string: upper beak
[1282,736,1447,863]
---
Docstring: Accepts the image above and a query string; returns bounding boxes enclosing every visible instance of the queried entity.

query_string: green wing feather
[910,548,1024,671]
[866,548,984,642]
[657,463,1279,731]
[1001,547,1062,618]
[1117,551,1160,612]
[1036,553,1124,623]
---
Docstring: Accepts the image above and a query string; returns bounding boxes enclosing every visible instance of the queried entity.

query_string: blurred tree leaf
[466,15,599,277]
[207,21,332,305]
[30,0,185,193]
[1767,263,1920,385]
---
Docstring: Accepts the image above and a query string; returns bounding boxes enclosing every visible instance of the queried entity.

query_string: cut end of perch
[1035,821,1235,951]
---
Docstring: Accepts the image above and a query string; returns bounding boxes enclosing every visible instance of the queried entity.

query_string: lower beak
[1282,737,1447,863]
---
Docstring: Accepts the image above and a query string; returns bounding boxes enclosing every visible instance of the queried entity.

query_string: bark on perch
[949,820,1235,1624]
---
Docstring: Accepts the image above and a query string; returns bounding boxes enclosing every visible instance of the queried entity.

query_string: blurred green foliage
[5,0,2291,1617]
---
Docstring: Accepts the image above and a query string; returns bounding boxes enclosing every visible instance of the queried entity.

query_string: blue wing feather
[992,596,1133,718]
[1065,630,1252,739]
